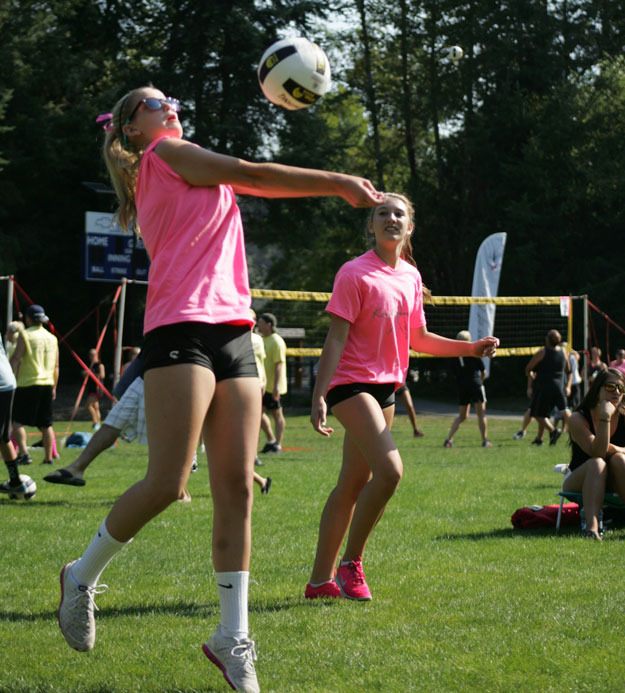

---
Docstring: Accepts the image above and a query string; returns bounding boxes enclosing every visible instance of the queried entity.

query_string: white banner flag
[468,232,507,377]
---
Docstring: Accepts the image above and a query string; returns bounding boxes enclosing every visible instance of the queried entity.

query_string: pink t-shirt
[326,249,426,391]
[135,136,252,334]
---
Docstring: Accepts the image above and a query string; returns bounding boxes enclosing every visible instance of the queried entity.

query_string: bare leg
[204,377,261,571]
[12,424,28,457]
[400,389,422,435]
[60,425,120,479]
[563,457,607,533]
[42,425,56,462]
[105,364,214,542]
[446,405,469,443]
[475,401,488,442]
[273,407,286,446]
[607,452,625,501]
[260,411,275,444]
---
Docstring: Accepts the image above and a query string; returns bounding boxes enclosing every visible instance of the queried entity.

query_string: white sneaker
[553,463,570,475]
[57,561,108,651]
[202,629,260,692]
[512,431,526,440]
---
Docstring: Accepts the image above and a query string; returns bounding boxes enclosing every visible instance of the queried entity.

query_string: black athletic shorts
[531,382,568,418]
[262,392,282,410]
[13,385,54,428]
[0,389,15,442]
[142,322,258,381]
[458,383,486,406]
[326,382,396,412]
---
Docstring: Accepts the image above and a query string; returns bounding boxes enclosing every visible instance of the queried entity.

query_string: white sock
[70,520,131,587]
[216,571,249,641]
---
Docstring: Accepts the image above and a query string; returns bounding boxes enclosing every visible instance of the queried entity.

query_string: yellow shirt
[263,332,287,395]
[251,332,266,388]
[16,325,58,387]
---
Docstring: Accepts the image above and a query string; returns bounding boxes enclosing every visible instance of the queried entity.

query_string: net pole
[567,296,573,349]
[582,294,589,396]
[113,278,127,388]
[5,276,13,331]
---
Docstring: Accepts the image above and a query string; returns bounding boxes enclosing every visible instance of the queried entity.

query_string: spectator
[395,381,424,437]
[563,368,625,540]
[10,304,59,465]
[588,346,607,381]
[0,332,20,494]
[4,321,24,361]
[609,348,625,377]
[525,329,571,446]
[443,330,492,448]
[84,348,105,430]
[258,312,287,453]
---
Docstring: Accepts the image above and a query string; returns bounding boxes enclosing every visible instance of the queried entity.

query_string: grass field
[2,412,625,692]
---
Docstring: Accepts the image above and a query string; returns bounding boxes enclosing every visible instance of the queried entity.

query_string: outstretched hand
[310,396,334,437]
[473,336,499,358]
[340,177,385,208]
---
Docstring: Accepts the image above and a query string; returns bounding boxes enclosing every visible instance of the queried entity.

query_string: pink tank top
[326,249,426,391]
[135,136,252,334]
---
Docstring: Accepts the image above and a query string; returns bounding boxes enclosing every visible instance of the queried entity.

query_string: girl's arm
[568,402,615,459]
[410,327,498,359]
[310,315,351,436]
[155,138,383,208]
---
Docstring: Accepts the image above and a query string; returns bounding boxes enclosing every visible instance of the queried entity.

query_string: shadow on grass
[0,595,305,624]
[434,526,571,540]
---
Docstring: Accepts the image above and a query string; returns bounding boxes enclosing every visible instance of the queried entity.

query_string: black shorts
[458,383,486,406]
[142,322,258,382]
[13,385,54,428]
[326,382,396,412]
[262,392,282,410]
[531,383,568,418]
[395,385,408,397]
[0,389,15,442]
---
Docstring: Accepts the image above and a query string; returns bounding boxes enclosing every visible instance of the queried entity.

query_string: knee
[609,452,625,470]
[587,457,608,476]
[374,458,403,493]
[144,478,188,511]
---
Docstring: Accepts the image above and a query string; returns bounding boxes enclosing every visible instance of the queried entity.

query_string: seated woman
[563,368,625,540]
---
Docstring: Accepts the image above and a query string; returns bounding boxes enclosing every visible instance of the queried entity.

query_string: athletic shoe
[304,580,341,599]
[336,557,372,601]
[531,438,543,446]
[202,630,259,693]
[512,431,526,440]
[482,439,493,448]
[42,459,54,465]
[549,429,562,446]
[254,457,263,467]
[57,560,108,651]
[553,463,570,475]
[266,442,281,454]
[260,442,276,454]
[15,454,32,465]
[443,439,453,448]
[0,479,21,493]
[413,429,425,438]
[261,477,272,495]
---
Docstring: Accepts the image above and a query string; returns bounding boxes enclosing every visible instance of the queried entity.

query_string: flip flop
[43,469,86,486]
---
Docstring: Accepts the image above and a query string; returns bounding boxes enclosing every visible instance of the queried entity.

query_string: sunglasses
[125,96,181,124]
[604,382,625,394]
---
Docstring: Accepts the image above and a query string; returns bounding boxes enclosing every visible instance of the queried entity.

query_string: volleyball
[446,45,464,63]
[257,37,331,111]
[8,474,37,500]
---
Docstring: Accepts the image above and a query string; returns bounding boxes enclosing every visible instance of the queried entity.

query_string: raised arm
[154,138,383,208]
[310,315,351,436]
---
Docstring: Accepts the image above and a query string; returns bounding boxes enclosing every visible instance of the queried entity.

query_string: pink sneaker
[336,557,372,601]
[304,580,341,599]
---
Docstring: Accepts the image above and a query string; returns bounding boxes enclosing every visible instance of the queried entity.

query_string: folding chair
[556,488,625,533]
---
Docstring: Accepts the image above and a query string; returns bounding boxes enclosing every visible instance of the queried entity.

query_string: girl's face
[600,377,625,407]
[123,87,183,147]
[370,197,413,249]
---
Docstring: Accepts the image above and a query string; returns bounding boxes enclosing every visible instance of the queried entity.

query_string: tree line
[1,0,624,362]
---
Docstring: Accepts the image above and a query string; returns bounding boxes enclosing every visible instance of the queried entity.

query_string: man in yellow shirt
[258,313,287,453]
[10,304,59,465]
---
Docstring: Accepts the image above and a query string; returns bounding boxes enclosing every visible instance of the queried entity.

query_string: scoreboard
[84,211,149,283]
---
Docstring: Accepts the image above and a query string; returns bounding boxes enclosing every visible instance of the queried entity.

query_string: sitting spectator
[563,368,625,540]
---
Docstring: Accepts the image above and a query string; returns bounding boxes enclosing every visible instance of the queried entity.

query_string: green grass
[2,413,625,692]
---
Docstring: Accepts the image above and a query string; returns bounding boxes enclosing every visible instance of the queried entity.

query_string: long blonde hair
[102,88,148,232]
